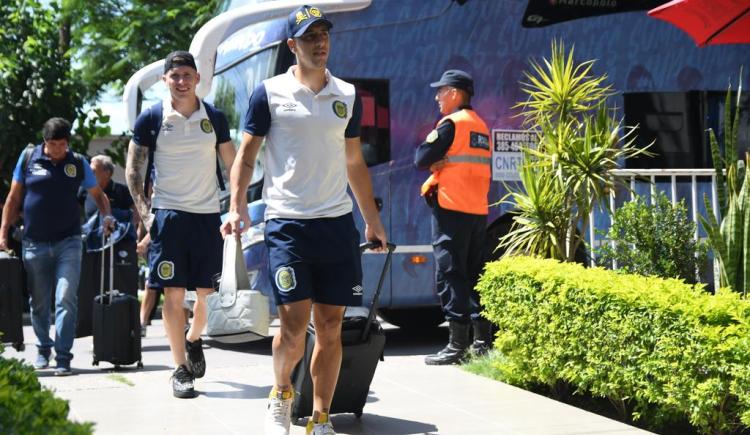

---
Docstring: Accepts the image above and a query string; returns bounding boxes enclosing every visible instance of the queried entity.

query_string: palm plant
[699,73,746,294]
[500,41,650,262]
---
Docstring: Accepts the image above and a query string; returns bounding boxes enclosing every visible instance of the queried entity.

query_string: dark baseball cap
[164,51,197,73]
[430,69,474,96]
[287,5,333,39]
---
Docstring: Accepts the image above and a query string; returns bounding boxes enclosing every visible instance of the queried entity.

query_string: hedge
[477,256,750,435]
[0,343,93,434]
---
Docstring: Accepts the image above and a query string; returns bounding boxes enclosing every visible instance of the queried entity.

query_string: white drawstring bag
[206,236,270,343]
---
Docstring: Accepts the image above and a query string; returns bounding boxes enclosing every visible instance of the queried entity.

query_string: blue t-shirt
[13,145,96,242]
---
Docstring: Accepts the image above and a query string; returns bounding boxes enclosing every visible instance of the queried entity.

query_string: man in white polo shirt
[221,5,387,435]
[126,51,236,399]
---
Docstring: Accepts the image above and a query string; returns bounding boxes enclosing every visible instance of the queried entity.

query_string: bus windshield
[207,43,279,212]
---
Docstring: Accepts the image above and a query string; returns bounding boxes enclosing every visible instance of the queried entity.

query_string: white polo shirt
[244,66,362,220]
[151,100,221,214]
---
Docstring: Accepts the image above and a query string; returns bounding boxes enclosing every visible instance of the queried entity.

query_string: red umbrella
[648,0,750,46]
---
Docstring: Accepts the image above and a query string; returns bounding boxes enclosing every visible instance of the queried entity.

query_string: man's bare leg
[139,288,157,326]
[162,287,187,366]
[273,298,313,390]
[186,288,212,341]
[310,303,345,420]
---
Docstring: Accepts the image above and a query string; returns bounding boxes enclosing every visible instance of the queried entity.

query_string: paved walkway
[3,320,654,435]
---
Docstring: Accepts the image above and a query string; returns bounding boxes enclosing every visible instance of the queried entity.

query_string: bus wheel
[378,307,444,330]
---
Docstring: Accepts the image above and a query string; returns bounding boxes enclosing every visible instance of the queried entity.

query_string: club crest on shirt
[426,129,439,143]
[275,266,297,293]
[64,163,77,178]
[332,100,347,119]
[200,119,213,133]
[158,261,175,280]
[161,123,174,133]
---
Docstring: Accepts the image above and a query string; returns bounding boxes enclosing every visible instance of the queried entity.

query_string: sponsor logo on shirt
[29,163,48,177]
[158,261,175,280]
[282,102,298,112]
[332,100,347,119]
[162,122,174,133]
[64,163,77,178]
[352,285,363,296]
[200,119,213,133]
[275,266,297,293]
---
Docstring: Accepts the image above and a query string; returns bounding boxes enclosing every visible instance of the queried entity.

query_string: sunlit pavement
[3,319,654,435]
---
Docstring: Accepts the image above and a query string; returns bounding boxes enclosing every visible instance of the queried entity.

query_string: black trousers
[431,205,487,322]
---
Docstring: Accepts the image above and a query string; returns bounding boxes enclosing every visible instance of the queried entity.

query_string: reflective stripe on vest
[420,108,491,215]
[446,155,492,165]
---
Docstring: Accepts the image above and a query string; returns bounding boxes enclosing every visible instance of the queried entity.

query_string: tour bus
[125,0,750,328]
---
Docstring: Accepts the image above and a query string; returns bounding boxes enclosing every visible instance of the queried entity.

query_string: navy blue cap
[287,5,333,39]
[430,69,474,96]
[164,51,197,73]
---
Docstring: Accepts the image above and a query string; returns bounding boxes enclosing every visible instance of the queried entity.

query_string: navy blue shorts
[148,209,222,290]
[265,213,362,306]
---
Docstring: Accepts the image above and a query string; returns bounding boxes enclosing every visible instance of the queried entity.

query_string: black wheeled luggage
[77,239,138,338]
[92,236,142,368]
[0,252,25,351]
[291,241,395,420]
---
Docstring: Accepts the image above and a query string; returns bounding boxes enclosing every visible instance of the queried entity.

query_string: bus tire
[377,307,444,330]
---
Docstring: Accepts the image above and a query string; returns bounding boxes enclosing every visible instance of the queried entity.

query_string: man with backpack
[125,51,236,398]
[0,117,114,376]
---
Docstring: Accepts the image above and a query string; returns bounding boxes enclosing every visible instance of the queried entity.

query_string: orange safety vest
[420,109,491,215]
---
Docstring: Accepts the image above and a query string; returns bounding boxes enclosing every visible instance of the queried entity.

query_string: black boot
[425,321,471,365]
[470,319,494,356]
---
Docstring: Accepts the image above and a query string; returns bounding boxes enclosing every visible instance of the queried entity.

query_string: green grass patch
[106,373,134,387]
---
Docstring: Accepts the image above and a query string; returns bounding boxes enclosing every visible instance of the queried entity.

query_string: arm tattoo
[125,142,152,229]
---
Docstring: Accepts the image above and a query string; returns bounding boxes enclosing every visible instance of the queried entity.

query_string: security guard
[415,69,493,365]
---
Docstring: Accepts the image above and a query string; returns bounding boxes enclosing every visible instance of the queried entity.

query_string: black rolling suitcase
[291,241,395,420]
[0,252,25,351]
[78,239,138,338]
[92,236,142,368]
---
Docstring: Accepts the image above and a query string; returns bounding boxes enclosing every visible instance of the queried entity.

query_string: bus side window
[350,79,391,167]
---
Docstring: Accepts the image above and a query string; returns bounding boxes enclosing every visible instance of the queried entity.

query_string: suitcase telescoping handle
[359,241,396,341]
[99,232,115,304]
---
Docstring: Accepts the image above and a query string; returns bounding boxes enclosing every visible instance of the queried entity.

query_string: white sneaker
[306,421,336,435]
[264,388,294,435]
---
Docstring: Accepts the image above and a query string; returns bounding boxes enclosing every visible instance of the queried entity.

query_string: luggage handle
[99,232,115,304]
[359,241,396,341]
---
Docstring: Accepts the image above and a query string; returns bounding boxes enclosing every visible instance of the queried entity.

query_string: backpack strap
[22,144,36,174]
[143,101,164,193]
[71,152,86,182]
[203,101,227,191]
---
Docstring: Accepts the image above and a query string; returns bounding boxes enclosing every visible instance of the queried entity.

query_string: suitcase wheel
[354,411,363,418]
[92,358,99,366]
[114,364,121,370]
[12,342,25,352]
[137,361,144,369]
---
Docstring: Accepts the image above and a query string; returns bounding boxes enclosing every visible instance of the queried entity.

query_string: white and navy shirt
[133,99,230,214]
[244,66,362,220]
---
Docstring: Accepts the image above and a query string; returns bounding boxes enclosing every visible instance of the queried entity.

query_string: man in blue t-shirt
[0,117,114,376]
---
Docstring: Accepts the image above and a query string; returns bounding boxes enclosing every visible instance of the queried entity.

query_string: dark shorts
[265,213,362,306]
[148,209,222,290]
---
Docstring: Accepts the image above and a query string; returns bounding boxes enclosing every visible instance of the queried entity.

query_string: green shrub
[595,191,707,284]
[0,343,93,434]
[477,256,750,435]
